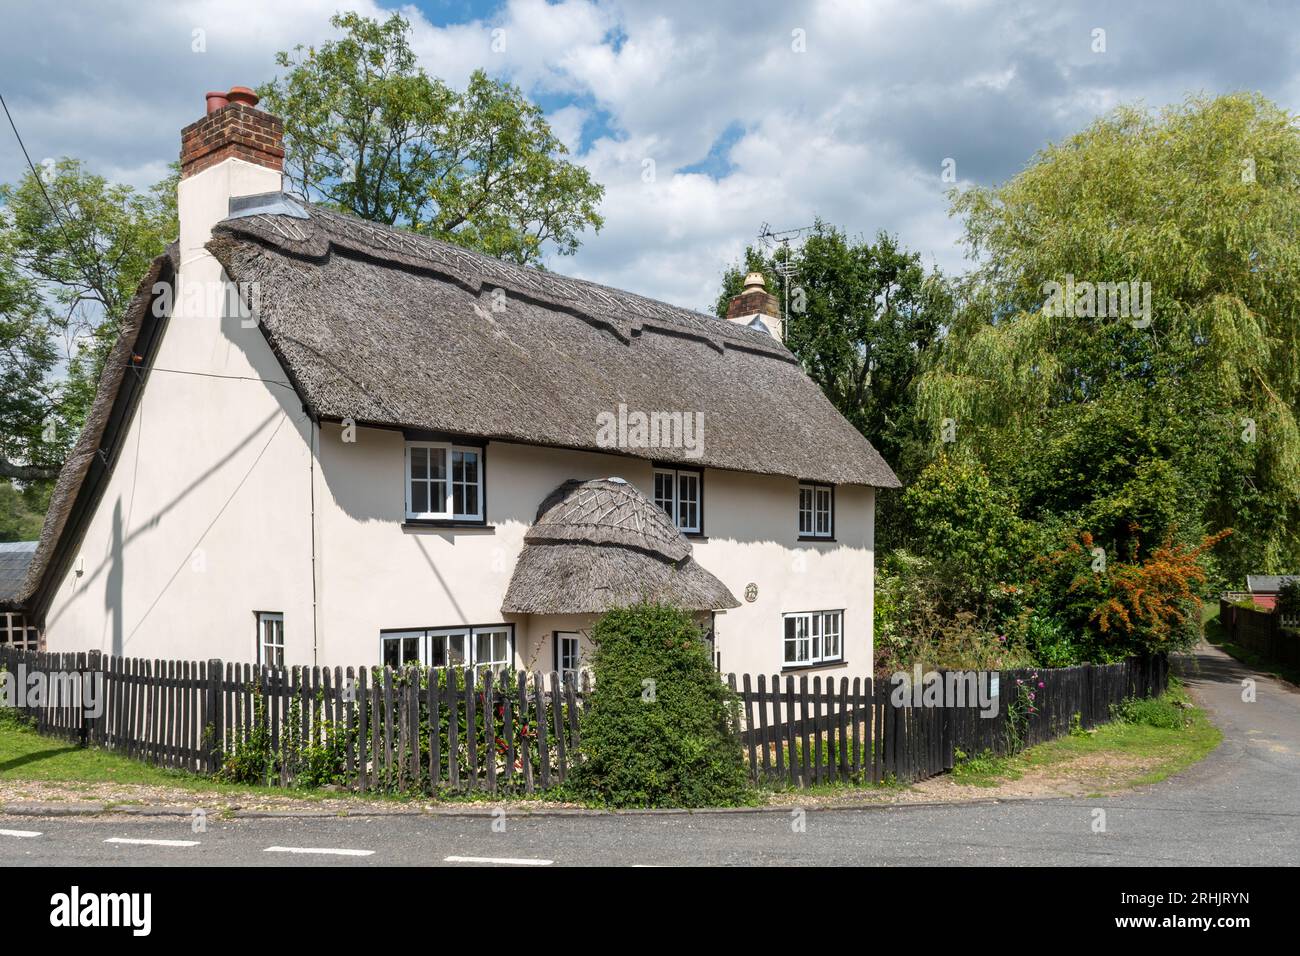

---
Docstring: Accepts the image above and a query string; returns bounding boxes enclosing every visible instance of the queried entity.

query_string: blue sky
[3,1,1299,311]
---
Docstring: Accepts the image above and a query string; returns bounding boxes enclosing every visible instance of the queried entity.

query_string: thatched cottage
[0,91,899,679]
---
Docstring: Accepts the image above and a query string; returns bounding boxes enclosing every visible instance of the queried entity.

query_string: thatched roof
[206,194,900,488]
[9,192,900,616]
[502,478,739,614]
[2,250,175,614]
[0,542,37,604]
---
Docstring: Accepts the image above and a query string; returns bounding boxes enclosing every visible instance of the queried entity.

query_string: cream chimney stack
[725,272,783,341]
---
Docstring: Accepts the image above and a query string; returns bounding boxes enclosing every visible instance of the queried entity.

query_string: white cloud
[3,0,1298,311]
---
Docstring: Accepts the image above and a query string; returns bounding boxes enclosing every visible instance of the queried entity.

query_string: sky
[2,0,1298,314]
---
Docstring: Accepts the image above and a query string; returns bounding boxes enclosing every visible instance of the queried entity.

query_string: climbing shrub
[568,603,753,808]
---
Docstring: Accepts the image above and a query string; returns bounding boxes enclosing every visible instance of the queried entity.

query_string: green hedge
[568,604,753,808]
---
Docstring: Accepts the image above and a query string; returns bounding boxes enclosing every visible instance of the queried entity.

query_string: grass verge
[0,710,401,807]
[948,678,1221,793]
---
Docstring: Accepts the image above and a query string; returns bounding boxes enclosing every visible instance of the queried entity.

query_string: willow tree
[918,93,1300,578]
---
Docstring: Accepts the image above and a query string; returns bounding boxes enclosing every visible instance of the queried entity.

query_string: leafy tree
[0,480,49,541]
[259,12,604,266]
[897,454,1032,589]
[0,224,59,482]
[715,222,950,545]
[0,159,176,480]
[918,93,1300,579]
[569,603,752,808]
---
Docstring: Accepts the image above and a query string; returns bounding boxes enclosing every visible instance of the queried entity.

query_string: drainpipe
[308,410,320,666]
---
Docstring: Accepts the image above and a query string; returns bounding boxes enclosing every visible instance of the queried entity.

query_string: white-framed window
[405,441,484,522]
[0,612,39,651]
[380,624,513,674]
[653,467,702,534]
[554,631,580,679]
[257,612,284,667]
[783,610,843,667]
[798,483,833,538]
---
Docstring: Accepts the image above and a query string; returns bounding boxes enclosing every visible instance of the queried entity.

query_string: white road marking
[444,855,553,866]
[0,829,42,839]
[104,837,200,847]
[263,846,375,857]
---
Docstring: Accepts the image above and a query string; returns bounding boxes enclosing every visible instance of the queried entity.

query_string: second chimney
[725,272,783,341]
[180,89,284,179]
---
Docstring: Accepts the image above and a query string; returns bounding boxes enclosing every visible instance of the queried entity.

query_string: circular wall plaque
[744,583,758,603]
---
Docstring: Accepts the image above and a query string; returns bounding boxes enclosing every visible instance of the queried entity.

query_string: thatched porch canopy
[502,478,740,615]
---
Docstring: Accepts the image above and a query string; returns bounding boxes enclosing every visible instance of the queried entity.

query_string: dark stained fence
[0,647,590,794]
[1,646,1166,794]
[732,656,1168,787]
[1220,597,1300,668]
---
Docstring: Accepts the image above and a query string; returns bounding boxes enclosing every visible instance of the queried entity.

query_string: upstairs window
[406,441,484,522]
[653,467,703,534]
[798,483,833,538]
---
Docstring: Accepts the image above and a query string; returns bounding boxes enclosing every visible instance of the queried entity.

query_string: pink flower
[1029,692,1036,700]
[1038,681,1045,689]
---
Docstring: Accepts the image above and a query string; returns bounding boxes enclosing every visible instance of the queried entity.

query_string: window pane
[476,631,491,663]
[654,472,674,516]
[494,632,508,662]
[410,446,427,479]
[430,448,448,514]
[460,450,478,483]
[453,480,466,516]
[463,484,478,516]
[447,634,466,666]
[678,473,698,530]
[402,637,419,664]
[383,639,400,668]
[429,636,446,668]
[411,480,428,514]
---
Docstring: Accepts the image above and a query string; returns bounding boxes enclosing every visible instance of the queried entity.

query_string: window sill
[781,659,847,674]
[683,532,708,541]
[797,535,836,543]
[402,519,494,532]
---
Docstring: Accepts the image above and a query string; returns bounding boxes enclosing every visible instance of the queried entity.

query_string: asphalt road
[2,643,1297,867]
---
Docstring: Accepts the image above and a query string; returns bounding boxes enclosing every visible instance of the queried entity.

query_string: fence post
[83,650,102,747]
[205,658,223,774]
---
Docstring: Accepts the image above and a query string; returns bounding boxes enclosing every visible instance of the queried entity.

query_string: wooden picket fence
[1,646,1166,794]
[0,647,589,794]
[731,656,1168,786]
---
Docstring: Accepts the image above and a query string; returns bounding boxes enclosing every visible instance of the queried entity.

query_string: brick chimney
[173,88,285,339]
[180,89,284,179]
[725,272,783,340]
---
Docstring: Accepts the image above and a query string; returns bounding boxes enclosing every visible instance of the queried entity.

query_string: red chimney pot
[205,91,229,114]
[227,86,258,108]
